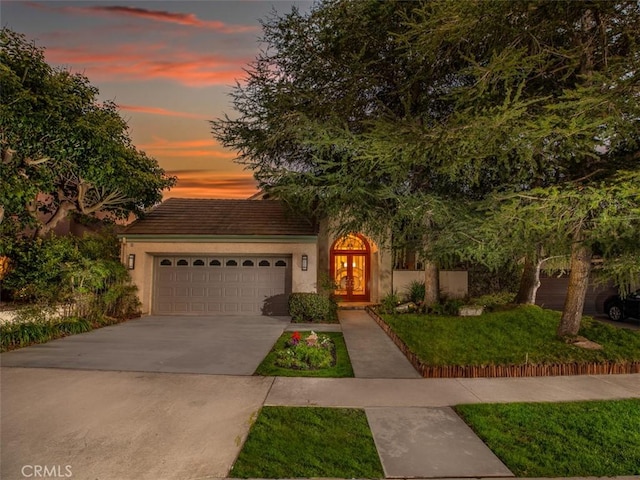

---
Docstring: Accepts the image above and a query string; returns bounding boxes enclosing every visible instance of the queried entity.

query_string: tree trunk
[35,202,74,238]
[514,248,542,305]
[424,260,440,306]
[557,238,592,338]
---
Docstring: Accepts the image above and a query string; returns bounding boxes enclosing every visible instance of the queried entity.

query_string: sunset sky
[2,0,312,198]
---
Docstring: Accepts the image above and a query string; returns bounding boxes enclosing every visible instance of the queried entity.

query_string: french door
[330,234,370,302]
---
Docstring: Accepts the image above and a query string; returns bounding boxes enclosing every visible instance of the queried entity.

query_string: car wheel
[607,304,624,321]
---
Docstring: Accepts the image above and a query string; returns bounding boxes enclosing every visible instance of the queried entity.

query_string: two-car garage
[153,255,292,315]
[120,198,318,317]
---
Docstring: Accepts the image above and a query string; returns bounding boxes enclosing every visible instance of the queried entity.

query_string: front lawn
[230,406,383,478]
[456,399,640,477]
[381,305,640,366]
[254,331,354,377]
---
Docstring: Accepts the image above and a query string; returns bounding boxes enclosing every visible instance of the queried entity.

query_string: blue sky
[2,0,312,198]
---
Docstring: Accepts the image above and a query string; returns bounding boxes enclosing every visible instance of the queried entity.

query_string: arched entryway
[330,233,370,302]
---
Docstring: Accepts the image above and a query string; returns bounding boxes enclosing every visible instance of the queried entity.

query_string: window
[226,259,238,267]
[333,234,367,251]
[193,259,205,266]
[177,259,189,266]
[258,260,270,267]
[275,260,287,267]
[242,259,254,267]
[160,259,172,266]
[209,259,221,266]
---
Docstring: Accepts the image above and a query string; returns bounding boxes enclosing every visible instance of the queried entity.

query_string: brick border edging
[365,307,640,378]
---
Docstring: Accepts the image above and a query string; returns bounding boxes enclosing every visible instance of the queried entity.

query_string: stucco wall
[392,270,468,300]
[121,238,318,315]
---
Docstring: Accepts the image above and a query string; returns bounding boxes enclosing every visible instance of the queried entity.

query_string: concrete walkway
[1,309,639,480]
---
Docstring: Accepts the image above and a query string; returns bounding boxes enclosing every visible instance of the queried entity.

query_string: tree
[213,0,640,334]
[400,0,640,335]
[0,28,176,237]
[212,0,452,303]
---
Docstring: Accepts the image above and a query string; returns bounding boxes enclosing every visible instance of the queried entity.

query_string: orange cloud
[119,104,210,119]
[165,171,259,199]
[137,138,236,159]
[25,2,258,34]
[45,45,248,87]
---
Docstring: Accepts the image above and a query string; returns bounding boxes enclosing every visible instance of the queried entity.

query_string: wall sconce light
[301,254,308,271]
[127,254,136,270]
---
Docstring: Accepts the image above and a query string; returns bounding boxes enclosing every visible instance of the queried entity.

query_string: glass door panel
[333,254,349,296]
[351,254,366,297]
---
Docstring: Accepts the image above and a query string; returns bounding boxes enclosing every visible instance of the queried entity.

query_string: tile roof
[123,198,317,236]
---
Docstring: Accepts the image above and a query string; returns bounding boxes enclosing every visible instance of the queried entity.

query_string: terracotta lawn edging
[365,307,640,378]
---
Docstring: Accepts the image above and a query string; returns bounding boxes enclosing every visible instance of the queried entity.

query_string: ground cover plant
[381,305,640,366]
[254,331,354,377]
[0,311,133,352]
[455,399,640,477]
[230,406,383,478]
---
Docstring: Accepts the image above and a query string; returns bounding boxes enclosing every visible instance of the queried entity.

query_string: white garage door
[153,255,291,315]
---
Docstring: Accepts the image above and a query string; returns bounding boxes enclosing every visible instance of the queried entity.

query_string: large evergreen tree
[213,0,640,335]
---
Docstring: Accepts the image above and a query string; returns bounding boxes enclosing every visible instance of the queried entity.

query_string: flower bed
[255,331,354,377]
[276,331,335,370]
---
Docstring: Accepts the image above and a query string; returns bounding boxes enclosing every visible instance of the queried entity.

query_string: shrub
[378,290,401,314]
[405,280,426,304]
[288,292,338,323]
[429,297,465,316]
[469,292,515,311]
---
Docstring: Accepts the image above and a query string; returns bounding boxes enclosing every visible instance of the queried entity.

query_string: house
[119,198,468,316]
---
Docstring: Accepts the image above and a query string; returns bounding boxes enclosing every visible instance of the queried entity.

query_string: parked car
[604,290,640,321]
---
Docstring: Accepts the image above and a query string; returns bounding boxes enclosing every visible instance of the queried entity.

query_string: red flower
[290,331,301,345]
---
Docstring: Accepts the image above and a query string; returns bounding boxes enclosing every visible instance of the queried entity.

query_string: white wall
[392,270,468,300]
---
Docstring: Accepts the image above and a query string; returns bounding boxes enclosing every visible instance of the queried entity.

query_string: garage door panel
[154,255,291,315]
[192,271,207,282]
[208,272,223,282]
[174,287,190,296]
[208,287,223,297]
[190,303,205,312]
[156,271,175,282]
[157,287,174,296]
[224,272,240,282]
[241,272,257,281]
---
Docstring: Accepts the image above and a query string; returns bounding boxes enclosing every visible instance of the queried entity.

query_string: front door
[330,234,370,302]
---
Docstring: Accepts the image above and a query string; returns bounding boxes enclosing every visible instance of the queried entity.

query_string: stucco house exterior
[119,197,467,315]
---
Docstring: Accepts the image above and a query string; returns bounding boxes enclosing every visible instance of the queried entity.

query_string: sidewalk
[286,308,640,479]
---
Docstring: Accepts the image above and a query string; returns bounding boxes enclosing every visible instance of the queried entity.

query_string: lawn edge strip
[366,306,640,378]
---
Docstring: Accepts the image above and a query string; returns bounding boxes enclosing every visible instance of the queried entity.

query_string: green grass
[230,406,384,478]
[455,399,640,477]
[254,331,354,377]
[382,305,640,366]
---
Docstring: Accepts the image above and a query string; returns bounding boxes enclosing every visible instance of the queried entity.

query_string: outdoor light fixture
[128,254,136,270]
[301,254,308,271]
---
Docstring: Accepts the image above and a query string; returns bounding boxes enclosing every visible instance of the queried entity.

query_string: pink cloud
[45,45,248,86]
[165,171,259,199]
[25,2,258,34]
[119,104,209,120]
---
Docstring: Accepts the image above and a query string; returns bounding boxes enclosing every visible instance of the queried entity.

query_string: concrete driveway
[0,314,291,375]
[1,315,290,480]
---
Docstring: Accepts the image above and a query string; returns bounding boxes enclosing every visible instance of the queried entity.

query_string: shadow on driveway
[0,315,291,375]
